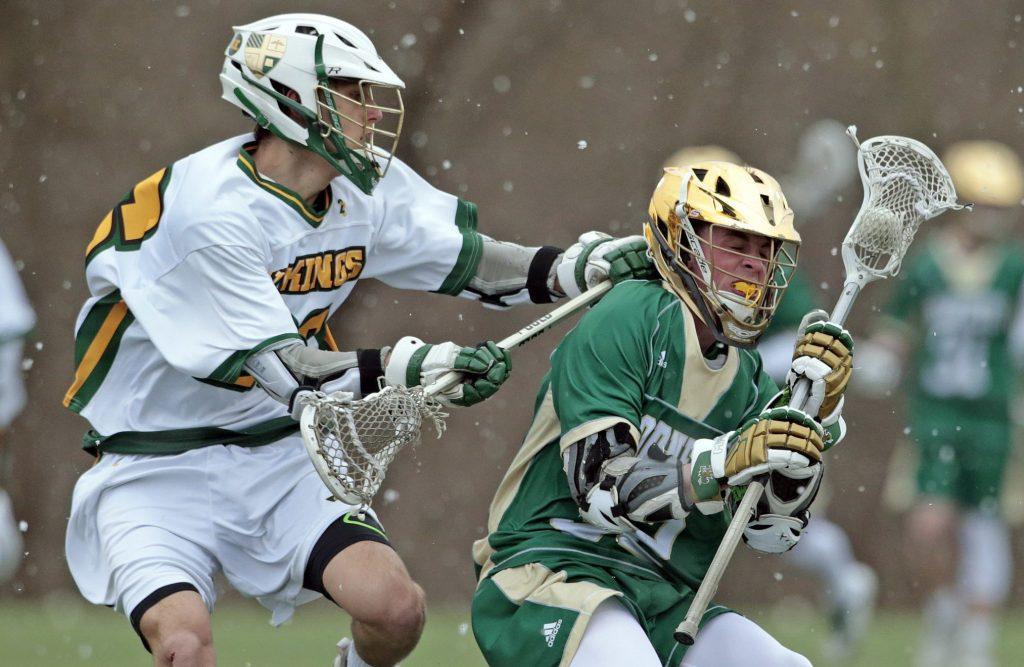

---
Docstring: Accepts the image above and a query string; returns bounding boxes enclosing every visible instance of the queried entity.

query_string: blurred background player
[858,140,1024,667]
[663,122,877,661]
[0,236,35,585]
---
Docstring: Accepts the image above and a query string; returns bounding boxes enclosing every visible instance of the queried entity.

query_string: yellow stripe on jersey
[675,287,740,420]
[63,300,130,407]
[86,167,171,263]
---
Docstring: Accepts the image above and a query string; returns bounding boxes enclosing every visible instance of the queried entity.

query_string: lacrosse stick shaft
[425,281,613,397]
[677,275,867,645]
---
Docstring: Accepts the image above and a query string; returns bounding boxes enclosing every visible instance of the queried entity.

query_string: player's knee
[907,503,955,546]
[152,627,214,664]
[381,580,426,640]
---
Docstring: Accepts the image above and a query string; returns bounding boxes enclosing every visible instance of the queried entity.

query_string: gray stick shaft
[677,276,865,644]
[425,281,613,397]
[675,480,764,644]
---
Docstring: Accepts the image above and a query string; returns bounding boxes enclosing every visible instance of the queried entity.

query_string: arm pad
[562,422,636,509]
[460,236,564,308]
[243,341,386,407]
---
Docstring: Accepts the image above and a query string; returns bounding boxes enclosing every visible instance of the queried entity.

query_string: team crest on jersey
[273,246,365,294]
[244,33,287,78]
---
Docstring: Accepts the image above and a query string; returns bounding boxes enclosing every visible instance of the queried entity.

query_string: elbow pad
[562,422,636,509]
[461,236,564,308]
[243,341,386,413]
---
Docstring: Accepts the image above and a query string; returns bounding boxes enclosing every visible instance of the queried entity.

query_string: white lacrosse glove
[739,463,822,554]
[688,407,823,514]
[383,336,512,407]
[743,513,809,554]
[554,232,655,298]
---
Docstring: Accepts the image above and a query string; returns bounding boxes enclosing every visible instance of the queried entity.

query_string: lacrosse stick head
[299,387,447,509]
[843,127,966,282]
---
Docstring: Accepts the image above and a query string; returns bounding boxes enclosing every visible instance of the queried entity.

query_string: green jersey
[473,280,778,586]
[883,234,1024,421]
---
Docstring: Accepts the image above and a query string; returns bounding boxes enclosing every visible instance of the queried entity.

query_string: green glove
[384,337,511,407]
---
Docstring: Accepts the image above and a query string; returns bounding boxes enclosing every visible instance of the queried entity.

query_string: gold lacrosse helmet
[943,140,1024,208]
[644,162,800,347]
[663,145,743,171]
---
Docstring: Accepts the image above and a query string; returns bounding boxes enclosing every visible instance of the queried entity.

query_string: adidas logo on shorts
[542,619,563,647]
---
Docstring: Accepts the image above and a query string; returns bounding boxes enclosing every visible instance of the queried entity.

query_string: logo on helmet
[244,33,287,78]
[227,33,242,56]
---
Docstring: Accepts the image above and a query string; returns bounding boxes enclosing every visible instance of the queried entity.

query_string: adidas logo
[542,619,563,647]
[657,350,668,368]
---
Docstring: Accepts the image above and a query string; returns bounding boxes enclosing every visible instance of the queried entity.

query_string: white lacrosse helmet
[219,13,405,194]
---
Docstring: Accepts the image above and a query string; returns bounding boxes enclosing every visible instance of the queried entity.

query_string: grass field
[5,595,1024,665]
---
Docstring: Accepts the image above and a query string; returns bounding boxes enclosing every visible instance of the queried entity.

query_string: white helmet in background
[219,13,405,194]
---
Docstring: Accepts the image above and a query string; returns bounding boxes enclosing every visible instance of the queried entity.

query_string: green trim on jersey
[236,143,332,227]
[81,416,298,456]
[85,165,174,266]
[435,199,484,296]
[64,291,136,414]
[206,333,304,384]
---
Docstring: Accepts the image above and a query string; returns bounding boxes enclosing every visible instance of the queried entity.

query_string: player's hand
[384,336,511,407]
[787,312,854,423]
[688,407,823,513]
[555,232,656,298]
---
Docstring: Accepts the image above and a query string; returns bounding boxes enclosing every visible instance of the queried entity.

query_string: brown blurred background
[1,0,1022,613]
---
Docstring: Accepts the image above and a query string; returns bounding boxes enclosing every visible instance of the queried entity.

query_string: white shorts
[65,434,376,626]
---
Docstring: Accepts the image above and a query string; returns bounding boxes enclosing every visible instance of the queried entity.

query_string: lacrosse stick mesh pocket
[306,387,447,506]
[848,137,962,277]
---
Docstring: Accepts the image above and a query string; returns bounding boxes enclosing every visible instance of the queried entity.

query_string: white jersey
[64,134,481,455]
[0,237,35,429]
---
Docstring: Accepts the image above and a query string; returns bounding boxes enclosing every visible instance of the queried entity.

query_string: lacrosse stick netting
[300,387,447,509]
[675,127,966,646]
[842,127,966,285]
[300,281,614,511]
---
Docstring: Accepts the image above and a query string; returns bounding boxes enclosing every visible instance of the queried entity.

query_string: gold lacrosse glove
[791,321,854,419]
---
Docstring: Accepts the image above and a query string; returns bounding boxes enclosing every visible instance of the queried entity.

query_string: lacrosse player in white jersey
[63,13,653,667]
[0,237,35,585]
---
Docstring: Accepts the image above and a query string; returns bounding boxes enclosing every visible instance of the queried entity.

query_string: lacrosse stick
[300,281,614,513]
[674,126,967,645]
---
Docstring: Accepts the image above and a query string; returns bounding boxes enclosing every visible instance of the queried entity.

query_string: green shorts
[912,414,1012,512]
[471,555,732,667]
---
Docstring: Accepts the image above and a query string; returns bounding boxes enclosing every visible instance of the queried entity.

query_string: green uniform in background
[471,280,779,666]
[765,269,819,335]
[883,235,1024,512]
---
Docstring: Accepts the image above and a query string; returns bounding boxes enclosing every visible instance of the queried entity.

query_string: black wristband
[356,348,385,397]
[527,245,564,303]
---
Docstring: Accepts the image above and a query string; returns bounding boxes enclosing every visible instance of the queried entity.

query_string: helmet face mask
[314,78,404,181]
[220,13,406,195]
[645,162,800,347]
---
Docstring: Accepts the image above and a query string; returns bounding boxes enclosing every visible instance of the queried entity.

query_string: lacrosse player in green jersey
[858,141,1024,667]
[471,161,855,666]
[674,133,880,660]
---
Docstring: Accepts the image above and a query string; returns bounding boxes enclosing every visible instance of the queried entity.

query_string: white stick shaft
[425,281,613,397]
